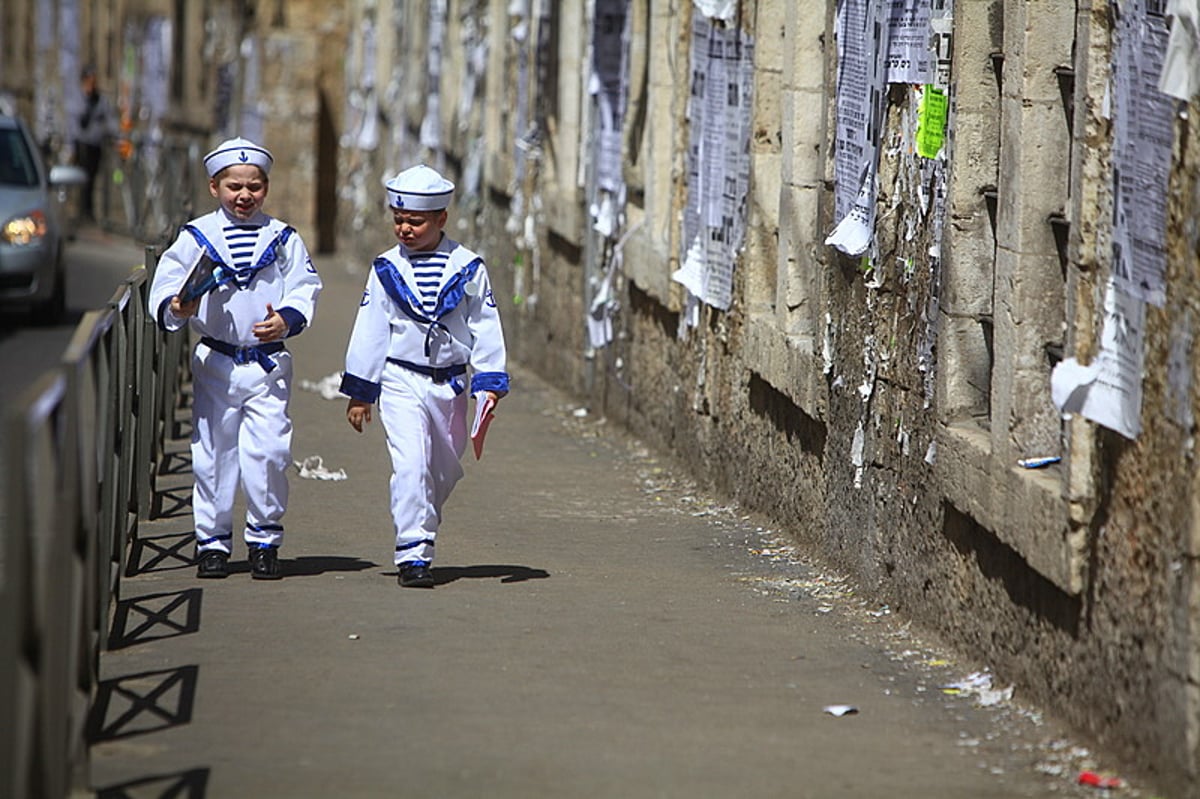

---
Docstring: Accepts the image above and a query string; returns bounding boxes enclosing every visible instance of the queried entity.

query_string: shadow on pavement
[128,532,194,575]
[427,564,551,585]
[273,555,379,577]
[88,665,199,743]
[151,484,194,520]
[108,588,202,650]
[95,767,210,798]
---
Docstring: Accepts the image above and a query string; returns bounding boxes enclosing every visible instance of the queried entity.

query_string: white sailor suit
[339,236,509,567]
[148,208,322,555]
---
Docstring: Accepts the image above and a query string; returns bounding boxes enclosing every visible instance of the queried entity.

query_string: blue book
[179,253,228,303]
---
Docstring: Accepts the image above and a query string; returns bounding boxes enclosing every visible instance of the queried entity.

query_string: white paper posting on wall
[885,0,933,84]
[827,0,889,256]
[673,17,754,312]
[591,0,627,194]
[1158,0,1200,100]
[1111,0,1172,307]
[419,0,447,152]
[1050,279,1146,440]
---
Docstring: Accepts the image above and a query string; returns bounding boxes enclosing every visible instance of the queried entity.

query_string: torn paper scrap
[824,207,873,257]
[1159,0,1200,100]
[941,671,1014,707]
[1051,354,1141,440]
[298,372,346,400]
[693,0,737,23]
[1050,357,1102,415]
[294,455,348,481]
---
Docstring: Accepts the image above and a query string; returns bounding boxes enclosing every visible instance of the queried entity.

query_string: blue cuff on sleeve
[340,372,381,403]
[157,297,173,330]
[470,371,510,394]
[277,306,307,336]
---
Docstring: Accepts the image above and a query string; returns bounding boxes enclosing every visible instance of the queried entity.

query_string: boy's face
[392,207,447,252]
[210,164,268,221]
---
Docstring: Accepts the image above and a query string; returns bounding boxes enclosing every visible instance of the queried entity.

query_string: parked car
[0,113,86,322]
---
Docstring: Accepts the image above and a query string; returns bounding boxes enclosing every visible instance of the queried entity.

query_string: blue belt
[201,336,285,372]
[387,358,466,384]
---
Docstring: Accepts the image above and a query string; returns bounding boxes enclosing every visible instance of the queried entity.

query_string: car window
[0,129,39,187]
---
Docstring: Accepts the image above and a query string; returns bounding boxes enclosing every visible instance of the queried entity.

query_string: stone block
[783,89,826,185]
[996,95,1070,255]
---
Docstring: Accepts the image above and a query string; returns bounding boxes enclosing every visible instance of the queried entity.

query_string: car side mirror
[49,164,88,186]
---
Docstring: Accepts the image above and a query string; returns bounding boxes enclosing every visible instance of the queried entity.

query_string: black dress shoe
[249,546,282,580]
[196,551,229,579]
[398,562,434,588]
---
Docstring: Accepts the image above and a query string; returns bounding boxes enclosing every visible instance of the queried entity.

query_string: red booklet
[470,392,496,460]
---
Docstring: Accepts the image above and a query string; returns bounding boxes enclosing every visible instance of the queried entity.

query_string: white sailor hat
[204,137,273,178]
[385,164,455,211]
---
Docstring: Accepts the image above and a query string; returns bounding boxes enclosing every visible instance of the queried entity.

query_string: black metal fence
[0,252,189,797]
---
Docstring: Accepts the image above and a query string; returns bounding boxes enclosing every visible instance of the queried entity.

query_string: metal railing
[0,250,189,797]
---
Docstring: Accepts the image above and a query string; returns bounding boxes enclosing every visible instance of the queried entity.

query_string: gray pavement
[88,252,1126,798]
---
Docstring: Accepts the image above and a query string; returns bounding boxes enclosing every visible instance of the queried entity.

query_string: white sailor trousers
[379,364,468,566]
[190,343,293,553]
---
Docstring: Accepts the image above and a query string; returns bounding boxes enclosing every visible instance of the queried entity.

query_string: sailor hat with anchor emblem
[385,164,455,211]
[203,137,274,178]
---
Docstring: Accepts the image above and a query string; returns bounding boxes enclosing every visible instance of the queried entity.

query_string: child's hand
[170,295,200,318]
[253,303,287,342]
[347,399,372,433]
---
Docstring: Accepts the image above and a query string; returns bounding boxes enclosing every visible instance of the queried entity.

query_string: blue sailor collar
[182,216,295,290]
[372,243,482,323]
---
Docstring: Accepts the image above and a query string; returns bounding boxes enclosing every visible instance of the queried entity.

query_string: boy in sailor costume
[148,137,322,580]
[340,164,509,588]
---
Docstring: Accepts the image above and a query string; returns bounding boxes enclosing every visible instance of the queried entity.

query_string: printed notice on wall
[1051,279,1146,439]
[825,0,889,256]
[673,17,754,311]
[915,85,948,159]
[1050,0,1170,439]
[885,0,933,84]
[1111,0,1173,307]
[420,0,447,153]
[591,0,628,195]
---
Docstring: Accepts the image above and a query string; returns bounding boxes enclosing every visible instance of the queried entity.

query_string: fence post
[61,310,103,696]
[135,251,158,517]
[2,372,83,798]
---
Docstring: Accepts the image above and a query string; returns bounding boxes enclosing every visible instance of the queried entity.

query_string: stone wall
[362,3,1194,793]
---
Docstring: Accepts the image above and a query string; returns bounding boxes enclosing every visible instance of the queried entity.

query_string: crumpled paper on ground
[941,670,1014,707]
[298,372,345,400]
[294,455,347,481]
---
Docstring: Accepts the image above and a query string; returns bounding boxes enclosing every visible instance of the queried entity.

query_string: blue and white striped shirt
[409,249,450,315]
[225,223,265,273]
